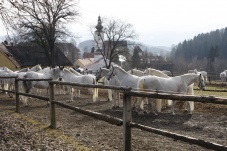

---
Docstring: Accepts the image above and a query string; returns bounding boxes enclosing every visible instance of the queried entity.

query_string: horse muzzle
[96,77,100,82]
[198,81,206,91]
[106,76,111,81]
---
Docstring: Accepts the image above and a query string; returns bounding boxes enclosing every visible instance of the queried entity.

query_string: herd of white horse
[0,64,224,115]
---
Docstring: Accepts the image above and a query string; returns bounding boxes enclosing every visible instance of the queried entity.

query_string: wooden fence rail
[49,81,227,151]
[0,77,227,150]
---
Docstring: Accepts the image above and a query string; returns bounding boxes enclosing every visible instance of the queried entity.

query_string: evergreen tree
[131,46,141,68]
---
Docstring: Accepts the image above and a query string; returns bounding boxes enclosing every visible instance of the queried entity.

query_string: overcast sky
[1,0,227,47]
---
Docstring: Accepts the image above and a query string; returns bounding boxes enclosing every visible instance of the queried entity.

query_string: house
[0,42,20,69]
[74,58,94,68]
[6,44,73,68]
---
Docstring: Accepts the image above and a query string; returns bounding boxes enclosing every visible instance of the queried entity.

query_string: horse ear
[59,66,64,70]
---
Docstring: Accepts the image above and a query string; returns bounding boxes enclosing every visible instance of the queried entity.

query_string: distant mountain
[77,40,94,54]
[0,36,6,42]
[127,41,171,56]
[141,45,171,55]
[77,40,171,56]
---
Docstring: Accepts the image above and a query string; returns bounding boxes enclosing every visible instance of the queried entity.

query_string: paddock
[0,77,227,150]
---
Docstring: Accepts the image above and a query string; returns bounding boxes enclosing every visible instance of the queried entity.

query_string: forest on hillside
[170,27,227,75]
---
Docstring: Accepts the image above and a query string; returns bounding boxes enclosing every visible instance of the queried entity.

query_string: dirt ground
[0,88,227,151]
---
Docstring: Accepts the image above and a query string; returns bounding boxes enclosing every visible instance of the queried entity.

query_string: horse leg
[3,81,8,95]
[77,88,80,98]
[139,97,146,110]
[8,84,14,98]
[58,85,65,94]
[186,101,194,114]
[69,87,74,102]
[118,91,121,107]
[92,88,97,102]
[96,88,98,98]
[107,89,113,101]
[155,99,162,113]
[112,90,117,108]
[132,96,139,109]
[162,99,172,109]
[147,98,157,115]
[186,84,194,114]
[170,100,177,115]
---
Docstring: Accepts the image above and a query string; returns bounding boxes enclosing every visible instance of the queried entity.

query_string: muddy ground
[0,88,227,151]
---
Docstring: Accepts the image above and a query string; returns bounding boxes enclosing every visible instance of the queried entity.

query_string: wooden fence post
[49,81,56,129]
[123,91,132,151]
[15,78,20,113]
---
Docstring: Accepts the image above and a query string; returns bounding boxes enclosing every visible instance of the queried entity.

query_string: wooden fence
[0,77,227,151]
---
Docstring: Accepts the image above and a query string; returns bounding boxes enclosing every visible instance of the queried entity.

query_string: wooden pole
[123,92,132,151]
[49,81,56,129]
[15,79,20,113]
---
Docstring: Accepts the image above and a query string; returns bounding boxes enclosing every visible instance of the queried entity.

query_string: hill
[78,40,171,56]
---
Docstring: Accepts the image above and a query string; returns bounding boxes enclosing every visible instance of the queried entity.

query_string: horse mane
[68,67,81,75]
[145,68,169,78]
[4,67,13,73]
[29,64,42,71]
[113,65,128,74]
[63,68,73,74]
[18,68,29,72]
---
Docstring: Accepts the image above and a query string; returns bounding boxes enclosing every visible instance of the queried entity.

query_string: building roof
[0,43,20,68]
[6,45,73,67]
[75,58,94,67]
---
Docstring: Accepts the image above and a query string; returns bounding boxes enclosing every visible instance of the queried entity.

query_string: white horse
[162,70,172,76]
[68,67,99,98]
[188,69,198,73]
[188,69,208,83]
[96,67,120,108]
[220,71,226,82]
[57,67,82,96]
[16,65,43,100]
[58,68,98,102]
[106,65,157,113]
[138,73,206,115]
[0,67,13,91]
[0,67,16,96]
[22,67,62,105]
[127,69,145,77]
[143,68,173,112]
[144,68,195,114]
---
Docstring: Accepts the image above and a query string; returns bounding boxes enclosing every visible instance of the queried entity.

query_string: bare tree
[90,17,137,69]
[0,0,80,67]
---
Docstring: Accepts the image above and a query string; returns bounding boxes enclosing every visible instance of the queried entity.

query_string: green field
[194,85,227,98]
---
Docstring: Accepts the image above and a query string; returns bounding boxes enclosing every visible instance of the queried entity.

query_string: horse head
[57,67,65,81]
[106,65,115,80]
[198,74,206,90]
[95,67,102,82]
[35,64,42,71]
